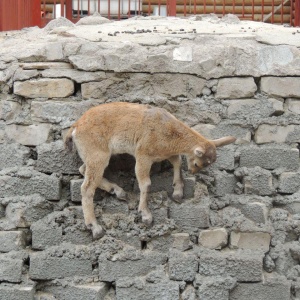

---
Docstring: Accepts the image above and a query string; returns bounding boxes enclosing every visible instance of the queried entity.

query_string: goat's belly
[110,138,136,156]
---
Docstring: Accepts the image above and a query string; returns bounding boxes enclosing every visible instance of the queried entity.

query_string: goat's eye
[194,163,198,167]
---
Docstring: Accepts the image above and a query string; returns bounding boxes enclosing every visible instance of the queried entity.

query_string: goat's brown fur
[65,102,236,239]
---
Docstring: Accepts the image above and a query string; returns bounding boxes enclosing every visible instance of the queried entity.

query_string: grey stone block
[226,98,283,120]
[31,209,93,250]
[230,278,291,300]
[147,234,173,252]
[1,194,53,229]
[215,77,257,99]
[255,124,300,144]
[148,231,192,252]
[14,78,74,98]
[81,73,206,101]
[112,232,141,249]
[240,147,299,171]
[13,68,39,81]
[169,198,210,231]
[279,172,300,194]
[0,285,35,300]
[198,250,263,282]
[44,283,109,300]
[31,100,101,127]
[70,179,83,202]
[0,143,30,169]
[116,277,179,300]
[5,124,52,146]
[30,255,93,280]
[214,171,237,196]
[0,100,22,122]
[286,98,300,114]
[213,147,235,171]
[63,227,93,246]
[0,167,61,200]
[171,233,191,252]
[230,232,271,252]
[181,285,197,300]
[34,291,56,300]
[0,231,26,252]
[98,251,167,281]
[31,221,63,250]
[260,77,300,98]
[195,275,236,300]
[36,141,82,174]
[199,228,228,250]
[240,202,268,224]
[41,68,107,83]
[242,167,274,196]
[169,249,198,281]
[148,192,169,225]
[0,257,23,282]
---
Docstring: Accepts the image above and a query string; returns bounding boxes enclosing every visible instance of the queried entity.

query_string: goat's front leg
[169,155,184,203]
[135,156,153,226]
[81,154,109,239]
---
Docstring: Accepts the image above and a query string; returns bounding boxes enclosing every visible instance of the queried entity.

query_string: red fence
[0,0,299,31]
[0,0,41,31]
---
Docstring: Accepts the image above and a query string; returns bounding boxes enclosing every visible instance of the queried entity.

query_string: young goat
[65,102,236,239]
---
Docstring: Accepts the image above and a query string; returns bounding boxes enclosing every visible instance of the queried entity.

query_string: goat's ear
[194,147,205,157]
[211,136,236,147]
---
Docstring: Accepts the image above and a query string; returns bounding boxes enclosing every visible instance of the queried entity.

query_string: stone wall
[0,15,300,300]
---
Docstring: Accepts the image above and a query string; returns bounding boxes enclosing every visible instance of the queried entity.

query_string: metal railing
[0,0,299,31]
[165,0,298,25]
[40,0,300,26]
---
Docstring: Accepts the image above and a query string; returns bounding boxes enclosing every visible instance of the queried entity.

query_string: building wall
[0,16,300,300]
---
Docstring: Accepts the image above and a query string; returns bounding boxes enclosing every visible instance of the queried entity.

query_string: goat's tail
[64,126,74,151]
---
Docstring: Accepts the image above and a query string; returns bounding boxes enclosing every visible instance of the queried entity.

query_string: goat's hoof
[91,224,105,240]
[172,192,184,203]
[116,189,128,201]
[141,211,153,227]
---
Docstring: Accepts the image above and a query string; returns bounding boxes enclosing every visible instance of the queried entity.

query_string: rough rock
[199,228,228,249]
[14,79,74,99]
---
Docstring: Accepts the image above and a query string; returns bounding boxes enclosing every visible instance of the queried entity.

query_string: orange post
[0,0,41,31]
[295,0,300,25]
[66,0,73,20]
[169,0,177,16]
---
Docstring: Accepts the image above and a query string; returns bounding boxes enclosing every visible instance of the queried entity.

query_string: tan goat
[65,102,236,239]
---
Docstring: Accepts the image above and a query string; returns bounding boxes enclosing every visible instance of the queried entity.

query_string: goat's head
[187,136,236,174]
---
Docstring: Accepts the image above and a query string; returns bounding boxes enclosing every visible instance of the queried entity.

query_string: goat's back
[71,102,199,158]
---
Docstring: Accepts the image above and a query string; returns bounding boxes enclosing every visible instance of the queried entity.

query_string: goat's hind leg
[79,164,127,200]
[99,178,128,200]
[81,155,109,239]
